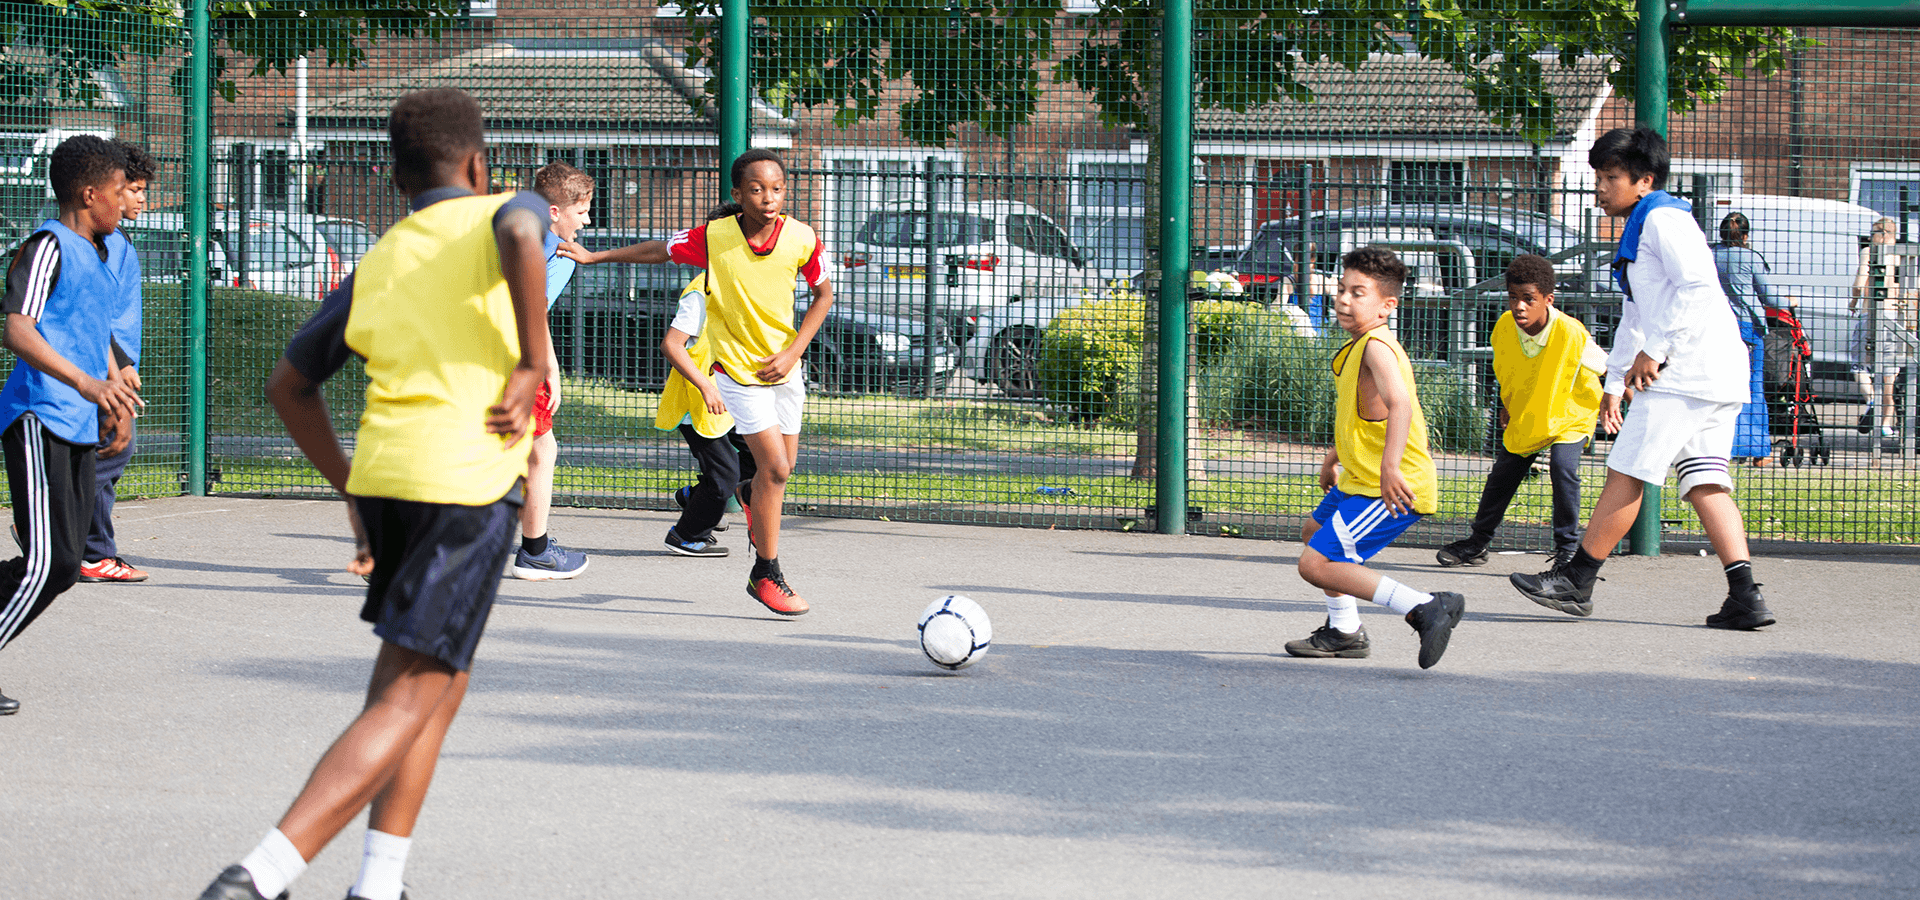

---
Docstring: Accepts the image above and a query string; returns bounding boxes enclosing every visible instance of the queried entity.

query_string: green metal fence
[6,1,1918,548]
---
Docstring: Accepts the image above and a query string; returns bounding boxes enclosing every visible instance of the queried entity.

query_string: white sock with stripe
[239,828,307,899]
[350,829,412,900]
[1371,578,1433,615]
[1325,593,1362,633]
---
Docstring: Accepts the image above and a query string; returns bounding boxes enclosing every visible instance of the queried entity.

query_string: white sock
[1325,594,1362,633]
[1371,578,1433,615]
[239,828,307,900]
[350,829,412,900]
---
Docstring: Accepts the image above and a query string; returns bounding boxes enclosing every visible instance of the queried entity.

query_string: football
[917,594,992,670]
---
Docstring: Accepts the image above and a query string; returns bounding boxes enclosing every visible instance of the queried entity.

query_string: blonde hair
[534,161,594,206]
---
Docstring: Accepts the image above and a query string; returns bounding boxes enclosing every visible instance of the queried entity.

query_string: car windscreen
[857,212,993,247]
[316,221,378,260]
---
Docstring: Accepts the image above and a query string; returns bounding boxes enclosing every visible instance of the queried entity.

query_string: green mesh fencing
[5,3,1915,547]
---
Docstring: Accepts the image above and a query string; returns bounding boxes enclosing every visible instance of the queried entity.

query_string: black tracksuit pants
[675,425,756,541]
[0,413,95,651]
[1466,438,1585,555]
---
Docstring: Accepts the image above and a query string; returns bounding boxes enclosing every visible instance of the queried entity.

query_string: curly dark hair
[113,140,156,184]
[49,135,127,205]
[1504,253,1556,294]
[1342,246,1408,296]
[388,88,485,192]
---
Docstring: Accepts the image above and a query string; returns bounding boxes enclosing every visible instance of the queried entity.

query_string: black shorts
[355,482,523,672]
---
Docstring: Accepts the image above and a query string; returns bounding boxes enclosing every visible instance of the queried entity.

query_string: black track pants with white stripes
[0,414,95,651]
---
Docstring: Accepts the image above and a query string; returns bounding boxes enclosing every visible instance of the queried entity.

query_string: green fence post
[1626,0,1668,555]
[1154,0,1192,535]
[718,0,750,179]
[187,0,210,496]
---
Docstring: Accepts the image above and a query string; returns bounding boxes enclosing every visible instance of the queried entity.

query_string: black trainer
[663,527,728,558]
[196,866,287,900]
[671,486,727,531]
[1406,592,1466,669]
[0,688,17,715]
[1284,620,1371,658]
[1706,587,1776,630]
[1435,539,1489,568]
[1509,559,1595,617]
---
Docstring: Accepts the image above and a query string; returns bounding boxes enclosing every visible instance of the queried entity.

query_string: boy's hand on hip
[1318,457,1338,492]
[97,410,132,458]
[700,384,728,416]
[1625,352,1661,391]
[82,374,144,423]
[488,366,544,448]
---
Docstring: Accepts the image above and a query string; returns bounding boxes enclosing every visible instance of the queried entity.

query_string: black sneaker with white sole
[1509,560,1595,617]
[664,527,728,557]
[1284,620,1371,658]
[1406,592,1466,669]
[1706,587,1776,630]
[1435,539,1489,567]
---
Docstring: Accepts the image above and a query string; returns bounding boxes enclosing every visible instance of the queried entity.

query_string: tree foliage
[3,0,460,103]
[676,0,1812,146]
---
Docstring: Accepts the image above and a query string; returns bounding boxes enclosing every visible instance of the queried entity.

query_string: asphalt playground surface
[3,495,1918,899]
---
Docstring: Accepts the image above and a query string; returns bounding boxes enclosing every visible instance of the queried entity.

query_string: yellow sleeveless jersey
[1332,327,1437,514]
[1490,310,1602,455]
[344,193,531,505]
[655,274,736,438]
[705,215,819,386]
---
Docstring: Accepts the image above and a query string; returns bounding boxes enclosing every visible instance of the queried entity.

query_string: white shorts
[1607,390,1740,497]
[715,368,805,436]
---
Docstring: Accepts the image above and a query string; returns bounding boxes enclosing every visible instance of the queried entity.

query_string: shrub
[1038,297,1276,423]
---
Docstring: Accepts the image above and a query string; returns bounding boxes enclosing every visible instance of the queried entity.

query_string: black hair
[49,135,127,205]
[388,88,485,192]
[1587,126,1668,189]
[708,149,788,219]
[1718,212,1750,245]
[1342,246,1408,296]
[113,139,156,184]
[1504,253,1556,294]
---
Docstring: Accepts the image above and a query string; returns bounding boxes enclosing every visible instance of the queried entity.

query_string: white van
[1704,194,1882,396]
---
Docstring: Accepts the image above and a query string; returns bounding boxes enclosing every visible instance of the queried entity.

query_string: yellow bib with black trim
[1332,327,1437,514]
[1491,310,1602,455]
[344,193,530,505]
[655,275,736,437]
[704,214,819,386]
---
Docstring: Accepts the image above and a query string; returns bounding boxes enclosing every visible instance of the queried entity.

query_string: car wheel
[990,328,1043,399]
[804,340,847,395]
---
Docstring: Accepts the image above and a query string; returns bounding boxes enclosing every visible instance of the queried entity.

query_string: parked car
[835,201,1089,318]
[1226,205,1597,304]
[131,209,335,300]
[554,231,959,395]
[119,219,233,287]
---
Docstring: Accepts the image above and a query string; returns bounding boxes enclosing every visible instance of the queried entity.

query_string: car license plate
[885,264,925,279]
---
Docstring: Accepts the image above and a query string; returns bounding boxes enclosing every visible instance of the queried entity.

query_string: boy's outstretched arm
[557,239,668,266]
[3,314,143,424]
[488,206,553,448]
[1363,339,1417,514]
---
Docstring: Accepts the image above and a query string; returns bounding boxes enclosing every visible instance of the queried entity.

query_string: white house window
[1853,164,1920,233]
[1669,159,1743,204]
[819,150,963,249]
[1067,153,1148,271]
[215,139,321,213]
[1387,160,1466,205]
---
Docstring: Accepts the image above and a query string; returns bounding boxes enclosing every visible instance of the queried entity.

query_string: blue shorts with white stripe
[1306,487,1423,565]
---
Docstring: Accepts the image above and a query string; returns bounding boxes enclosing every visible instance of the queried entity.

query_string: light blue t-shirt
[543,230,578,309]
